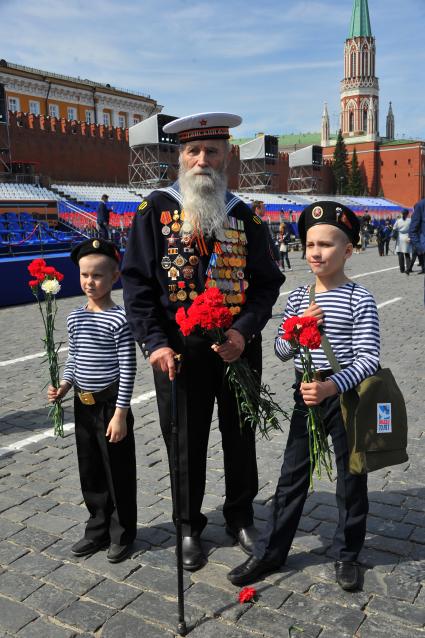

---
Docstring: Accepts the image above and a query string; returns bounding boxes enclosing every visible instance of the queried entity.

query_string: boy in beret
[48,238,137,563]
[228,201,381,591]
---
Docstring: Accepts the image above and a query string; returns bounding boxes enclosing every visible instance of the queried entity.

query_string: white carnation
[41,279,61,295]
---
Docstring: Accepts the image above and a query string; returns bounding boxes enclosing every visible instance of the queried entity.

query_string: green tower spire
[348,0,372,38]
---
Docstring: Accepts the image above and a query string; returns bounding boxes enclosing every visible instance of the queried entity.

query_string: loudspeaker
[157,114,178,145]
[0,84,6,124]
[264,135,278,160]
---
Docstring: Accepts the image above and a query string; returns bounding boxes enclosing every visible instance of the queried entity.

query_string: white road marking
[0,389,157,458]
[352,266,399,279]
[377,297,402,309]
[0,347,69,367]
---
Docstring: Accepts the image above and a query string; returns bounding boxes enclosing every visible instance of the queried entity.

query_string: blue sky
[2,0,424,139]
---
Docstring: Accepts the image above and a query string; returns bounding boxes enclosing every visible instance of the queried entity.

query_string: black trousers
[254,384,368,564]
[280,251,291,270]
[153,330,260,536]
[97,222,109,240]
[397,252,411,273]
[74,396,137,545]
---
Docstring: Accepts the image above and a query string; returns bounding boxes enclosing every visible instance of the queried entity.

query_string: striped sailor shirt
[62,305,137,408]
[274,282,380,393]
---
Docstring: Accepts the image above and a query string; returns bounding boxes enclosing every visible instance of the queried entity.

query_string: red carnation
[28,258,47,278]
[28,279,39,288]
[175,307,195,337]
[299,326,321,350]
[55,270,64,282]
[43,266,56,275]
[238,586,256,603]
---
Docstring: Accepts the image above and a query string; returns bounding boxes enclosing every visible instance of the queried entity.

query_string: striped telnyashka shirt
[62,305,137,408]
[274,282,380,393]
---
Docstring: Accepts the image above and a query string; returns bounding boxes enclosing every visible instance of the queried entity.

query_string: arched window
[362,46,369,76]
[349,111,354,132]
[350,49,356,77]
[363,109,368,131]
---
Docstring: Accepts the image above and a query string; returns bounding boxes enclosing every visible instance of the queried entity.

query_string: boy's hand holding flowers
[301,378,338,406]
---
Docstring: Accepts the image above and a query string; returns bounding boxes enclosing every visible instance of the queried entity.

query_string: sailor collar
[158,181,242,215]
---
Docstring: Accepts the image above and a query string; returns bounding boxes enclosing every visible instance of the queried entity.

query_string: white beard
[178,160,228,237]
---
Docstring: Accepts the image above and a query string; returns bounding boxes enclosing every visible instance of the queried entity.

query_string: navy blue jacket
[121,185,285,355]
[96,201,110,224]
[409,198,425,254]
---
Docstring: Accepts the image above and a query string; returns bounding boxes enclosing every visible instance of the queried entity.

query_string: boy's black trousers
[74,395,137,545]
[254,381,369,565]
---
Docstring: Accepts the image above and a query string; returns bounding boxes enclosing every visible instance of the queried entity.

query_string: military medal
[189,290,198,300]
[171,222,181,233]
[160,211,172,225]
[169,292,178,302]
[177,289,187,301]
[162,226,171,236]
[168,266,179,280]
[189,255,199,266]
[182,266,194,279]
[174,255,186,268]
[182,221,193,234]
[173,211,180,221]
[161,256,172,269]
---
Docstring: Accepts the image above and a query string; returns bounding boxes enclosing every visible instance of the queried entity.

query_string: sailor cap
[163,112,242,143]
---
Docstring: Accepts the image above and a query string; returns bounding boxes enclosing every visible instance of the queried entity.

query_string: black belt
[75,381,119,405]
[295,368,335,382]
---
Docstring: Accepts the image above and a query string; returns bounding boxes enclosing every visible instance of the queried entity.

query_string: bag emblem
[377,403,392,433]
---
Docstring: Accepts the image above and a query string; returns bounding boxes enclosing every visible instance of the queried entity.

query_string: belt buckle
[78,391,95,405]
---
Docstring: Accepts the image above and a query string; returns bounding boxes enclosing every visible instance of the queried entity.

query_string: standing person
[393,209,412,273]
[47,239,137,563]
[96,194,112,240]
[383,219,392,256]
[360,215,371,251]
[409,198,425,304]
[228,202,380,592]
[121,112,284,571]
[278,223,292,271]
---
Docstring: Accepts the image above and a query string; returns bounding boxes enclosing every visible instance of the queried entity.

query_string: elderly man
[121,112,284,571]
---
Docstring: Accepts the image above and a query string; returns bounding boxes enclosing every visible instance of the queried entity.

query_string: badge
[169,267,179,279]
[222,256,229,267]
[92,240,100,249]
[182,235,191,245]
[174,255,186,268]
[189,290,198,300]
[312,206,324,220]
[182,266,194,279]
[161,256,172,269]
[171,222,181,233]
[168,247,178,255]
[189,255,199,266]
[173,211,180,221]
[189,282,196,289]
[252,215,262,225]
[162,226,171,236]
[177,290,187,301]
[207,279,217,288]
[237,270,244,279]
[226,244,233,253]
[138,200,148,214]
[169,293,178,302]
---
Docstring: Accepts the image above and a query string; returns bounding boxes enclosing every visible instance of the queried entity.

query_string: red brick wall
[8,112,130,184]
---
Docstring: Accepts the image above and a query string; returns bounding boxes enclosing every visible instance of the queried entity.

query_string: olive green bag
[310,284,408,475]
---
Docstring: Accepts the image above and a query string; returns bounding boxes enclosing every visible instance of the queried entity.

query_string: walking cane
[170,354,187,636]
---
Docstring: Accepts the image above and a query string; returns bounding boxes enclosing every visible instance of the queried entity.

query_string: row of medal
[206,216,249,315]
[160,209,199,302]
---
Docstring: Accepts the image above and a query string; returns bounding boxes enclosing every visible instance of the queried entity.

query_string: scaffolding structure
[128,113,178,190]
[287,145,322,194]
[238,135,279,192]
[0,85,11,174]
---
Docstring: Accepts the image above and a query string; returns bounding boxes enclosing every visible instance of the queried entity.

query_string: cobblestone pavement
[0,246,424,637]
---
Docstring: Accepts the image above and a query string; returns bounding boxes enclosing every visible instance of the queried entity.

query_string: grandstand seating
[0,183,60,200]
[0,211,81,256]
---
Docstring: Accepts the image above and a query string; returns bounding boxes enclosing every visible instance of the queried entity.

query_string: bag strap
[309,284,342,374]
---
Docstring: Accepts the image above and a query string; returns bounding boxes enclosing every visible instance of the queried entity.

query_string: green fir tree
[348,148,364,195]
[332,129,349,195]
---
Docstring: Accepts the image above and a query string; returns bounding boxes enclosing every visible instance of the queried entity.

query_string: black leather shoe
[181,535,205,572]
[71,537,109,557]
[107,543,133,563]
[335,561,361,591]
[227,555,281,586]
[226,525,259,555]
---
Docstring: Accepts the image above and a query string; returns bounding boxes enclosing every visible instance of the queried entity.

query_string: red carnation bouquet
[281,315,332,487]
[28,258,65,437]
[176,288,287,438]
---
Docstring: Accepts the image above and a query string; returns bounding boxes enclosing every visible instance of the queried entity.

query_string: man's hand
[302,302,324,326]
[47,381,71,403]
[106,408,128,443]
[211,328,245,363]
[149,347,177,380]
[300,379,338,406]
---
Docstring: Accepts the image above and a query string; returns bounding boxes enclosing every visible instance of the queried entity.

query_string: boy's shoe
[71,537,109,557]
[107,542,134,563]
[335,560,360,591]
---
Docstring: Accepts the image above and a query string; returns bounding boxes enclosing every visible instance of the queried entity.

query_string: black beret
[298,201,360,245]
[70,238,121,265]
